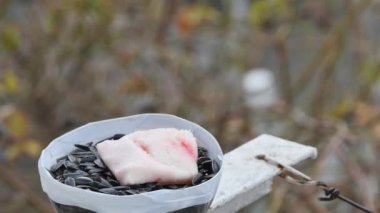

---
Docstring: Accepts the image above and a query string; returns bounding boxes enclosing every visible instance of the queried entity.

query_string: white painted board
[209,134,317,213]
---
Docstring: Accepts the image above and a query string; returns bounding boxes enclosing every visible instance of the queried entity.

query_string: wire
[256,154,373,213]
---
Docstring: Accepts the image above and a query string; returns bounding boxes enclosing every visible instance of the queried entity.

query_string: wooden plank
[209,134,317,213]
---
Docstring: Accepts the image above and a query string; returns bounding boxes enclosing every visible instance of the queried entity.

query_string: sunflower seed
[75,177,94,185]
[204,174,215,179]
[125,189,137,195]
[166,185,180,189]
[89,146,99,156]
[57,176,65,182]
[84,165,96,170]
[91,181,104,188]
[63,171,88,178]
[56,156,67,162]
[64,177,76,186]
[89,175,101,182]
[64,161,79,170]
[197,157,210,165]
[192,173,204,185]
[67,154,77,163]
[88,168,104,174]
[74,144,91,151]
[99,177,113,187]
[212,160,220,173]
[111,186,130,190]
[94,159,105,168]
[108,179,119,186]
[80,155,97,163]
[104,171,113,177]
[109,134,125,140]
[198,147,208,157]
[199,169,208,175]
[144,183,157,190]
[51,160,65,172]
[79,162,95,167]
[99,188,120,195]
[70,150,92,156]
[89,187,99,192]
[77,185,91,189]
[201,159,213,171]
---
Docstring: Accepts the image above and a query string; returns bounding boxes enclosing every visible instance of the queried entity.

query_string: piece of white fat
[96,128,198,185]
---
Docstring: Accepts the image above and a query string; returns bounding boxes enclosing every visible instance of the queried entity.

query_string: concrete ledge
[209,134,317,213]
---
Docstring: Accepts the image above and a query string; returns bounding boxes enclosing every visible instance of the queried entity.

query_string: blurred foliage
[0,25,21,52]
[0,0,380,212]
[176,4,220,35]
[0,72,19,94]
[0,96,43,161]
[249,0,292,29]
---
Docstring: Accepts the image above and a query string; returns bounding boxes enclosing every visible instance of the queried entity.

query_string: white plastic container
[38,114,223,213]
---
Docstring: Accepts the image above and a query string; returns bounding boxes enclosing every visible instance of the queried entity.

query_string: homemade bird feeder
[38,114,371,213]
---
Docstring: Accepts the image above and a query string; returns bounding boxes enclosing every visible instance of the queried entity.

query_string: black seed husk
[197,157,210,165]
[192,173,204,185]
[109,134,125,140]
[99,177,113,187]
[75,177,93,185]
[80,155,97,163]
[88,168,103,174]
[94,158,105,168]
[65,161,79,170]
[125,189,137,195]
[62,171,88,178]
[74,144,91,151]
[67,154,77,163]
[51,160,65,172]
[212,160,220,173]
[99,188,120,195]
[64,177,76,186]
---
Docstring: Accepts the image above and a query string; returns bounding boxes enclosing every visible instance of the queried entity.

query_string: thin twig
[292,0,372,96]
[313,50,341,118]
[293,189,329,213]
[155,0,178,45]
[268,184,288,213]
[274,26,293,105]
[336,149,376,211]
[312,122,349,176]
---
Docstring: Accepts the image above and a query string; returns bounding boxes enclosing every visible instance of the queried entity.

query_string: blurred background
[0,0,379,212]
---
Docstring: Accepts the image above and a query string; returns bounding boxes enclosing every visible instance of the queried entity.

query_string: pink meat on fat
[96,128,198,185]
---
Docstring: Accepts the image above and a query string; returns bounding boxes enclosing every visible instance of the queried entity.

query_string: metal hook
[319,188,340,201]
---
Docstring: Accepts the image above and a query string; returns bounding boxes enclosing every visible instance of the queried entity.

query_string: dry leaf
[329,100,353,119]
[117,75,148,94]
[372,122,380,142]
[2,71,19,94]
[4,109,28,138]
[175,5,219,35]
[5,144,22,161]
[354,102,377,125]
[23,139,43,158]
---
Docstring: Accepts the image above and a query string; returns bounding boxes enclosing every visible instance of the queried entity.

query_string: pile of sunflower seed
[50,134,220,195]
